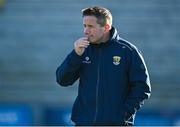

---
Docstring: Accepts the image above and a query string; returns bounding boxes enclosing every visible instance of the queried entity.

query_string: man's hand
[74,37,90,56]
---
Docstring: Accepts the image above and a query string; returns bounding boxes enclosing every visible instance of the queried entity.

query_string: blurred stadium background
[0,0,180,125]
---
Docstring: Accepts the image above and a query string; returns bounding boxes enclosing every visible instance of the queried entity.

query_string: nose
[84,27,90,36]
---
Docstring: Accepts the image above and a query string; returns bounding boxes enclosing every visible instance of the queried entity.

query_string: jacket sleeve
[56,50,82,86]
[124,48,151,121]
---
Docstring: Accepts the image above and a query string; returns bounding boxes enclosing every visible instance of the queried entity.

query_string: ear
[104,24,111,32]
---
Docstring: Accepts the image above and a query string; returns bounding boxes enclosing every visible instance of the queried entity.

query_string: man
[56,6,151,126]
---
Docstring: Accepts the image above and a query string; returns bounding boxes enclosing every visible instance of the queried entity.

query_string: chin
[90,41,99,44]
[89,40,98,44]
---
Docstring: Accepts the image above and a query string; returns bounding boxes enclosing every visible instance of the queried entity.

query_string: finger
[80,37,89,41]
[78,43,89,48]
[75,40,89,48]
[81,41,90,46]
[79,43,89,47]
[81,40,90,44]
[76,41,89,47]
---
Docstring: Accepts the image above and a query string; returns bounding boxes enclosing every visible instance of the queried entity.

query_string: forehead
[83,16,98,24]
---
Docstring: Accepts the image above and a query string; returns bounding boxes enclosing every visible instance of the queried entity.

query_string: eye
[89,25,93,28]
[83,24,94,28]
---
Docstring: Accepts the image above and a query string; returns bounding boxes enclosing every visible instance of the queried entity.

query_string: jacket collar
[100,26,119,46]
[110,26,119,41]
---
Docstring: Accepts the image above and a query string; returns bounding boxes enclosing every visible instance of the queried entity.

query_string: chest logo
[82,56,91,64]
[113,56,121,65]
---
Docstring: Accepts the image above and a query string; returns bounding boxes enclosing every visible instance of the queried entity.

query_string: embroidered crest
[113,56,121,65]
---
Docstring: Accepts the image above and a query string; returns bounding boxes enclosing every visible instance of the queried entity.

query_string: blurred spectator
[0,0,5,8]
[0,0,5,12]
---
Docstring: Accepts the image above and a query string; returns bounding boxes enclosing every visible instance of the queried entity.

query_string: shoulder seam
[116,41,133,51]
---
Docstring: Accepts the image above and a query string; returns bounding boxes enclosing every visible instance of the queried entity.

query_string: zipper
[93,48,101,123]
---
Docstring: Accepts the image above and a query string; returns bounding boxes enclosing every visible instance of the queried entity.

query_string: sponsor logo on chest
[82,56,91,64]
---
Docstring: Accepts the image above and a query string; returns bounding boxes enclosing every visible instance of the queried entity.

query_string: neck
[99,31,110,43]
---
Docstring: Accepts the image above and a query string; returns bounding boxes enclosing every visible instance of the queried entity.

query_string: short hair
[82,6,113,27]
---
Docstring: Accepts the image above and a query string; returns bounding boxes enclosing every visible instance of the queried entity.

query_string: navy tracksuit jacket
[56,27,151,125]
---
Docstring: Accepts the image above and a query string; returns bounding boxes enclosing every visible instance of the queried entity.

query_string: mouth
[86,35,92,41]
[87,37,90,41]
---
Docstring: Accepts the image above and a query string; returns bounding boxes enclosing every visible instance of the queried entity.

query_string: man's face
[83,16,105,44]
